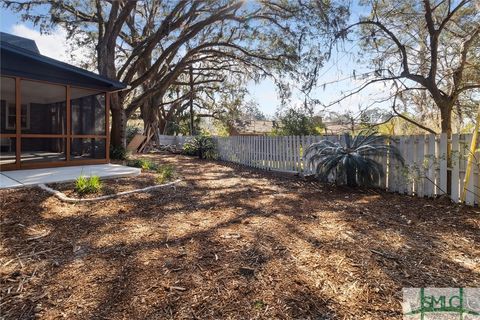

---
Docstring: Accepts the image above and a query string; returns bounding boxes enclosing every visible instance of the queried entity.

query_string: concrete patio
[0,164,141,189]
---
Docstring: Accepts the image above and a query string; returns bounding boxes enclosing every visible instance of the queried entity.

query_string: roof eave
[0,42,127,91]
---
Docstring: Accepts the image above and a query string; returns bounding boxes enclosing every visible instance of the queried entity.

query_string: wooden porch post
[15,77,20,168]
[106,92,110,162]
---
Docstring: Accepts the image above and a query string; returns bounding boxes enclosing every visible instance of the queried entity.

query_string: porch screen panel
[71,88,106,135]
[20,80,66,134]
[0,138,16,165]
[0,77,16,165]
[20,138,66,163]
[70,138,106,160]
[1,77,16,134]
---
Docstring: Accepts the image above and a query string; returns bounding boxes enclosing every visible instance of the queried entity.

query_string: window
[5,104,29,130]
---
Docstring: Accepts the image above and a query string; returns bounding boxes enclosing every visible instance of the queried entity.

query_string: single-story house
[229,119,278,136]
[0,32,126,171]
[323,121,361,135]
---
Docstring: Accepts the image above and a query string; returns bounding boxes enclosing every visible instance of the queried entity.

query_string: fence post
[395,136,409,194]
[416,135,425,197]
[405,136,414,195]
[451,134,460,203]
[425,134,436,197]
[295,135,300,173]
[268,136,272,169]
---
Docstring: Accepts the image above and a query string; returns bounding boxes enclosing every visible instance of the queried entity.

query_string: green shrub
[75,175,102,194]
[182,135,217,159]
[182,140,199,156]
[126,158,158,171]
[155,164,175,184]
[110,145,128,160]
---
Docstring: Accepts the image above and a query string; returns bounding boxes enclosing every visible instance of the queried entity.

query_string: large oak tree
[4,0,344,149]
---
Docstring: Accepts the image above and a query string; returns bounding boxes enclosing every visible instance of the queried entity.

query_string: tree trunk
[141,102,161,141]
[440,105,453,137]
[439,103,453,194]
[158,118,167,135]
[189,65,195,135]
[345,157,357,187]
[97,36,126,150]
[109,103,128,150]
[110,93,127,150]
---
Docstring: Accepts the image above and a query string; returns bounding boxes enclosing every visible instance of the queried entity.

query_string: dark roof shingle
[0,32,126,91]
[0,32,40,53]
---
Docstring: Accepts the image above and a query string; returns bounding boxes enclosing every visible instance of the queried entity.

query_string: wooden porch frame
[0,76,110,171]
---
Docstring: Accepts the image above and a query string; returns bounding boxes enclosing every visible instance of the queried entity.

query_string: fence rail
[159,133,479,206]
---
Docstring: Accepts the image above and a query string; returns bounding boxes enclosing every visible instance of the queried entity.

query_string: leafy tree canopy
[337,0,480,135]
[274,108,325,136]
[3,0,349,144]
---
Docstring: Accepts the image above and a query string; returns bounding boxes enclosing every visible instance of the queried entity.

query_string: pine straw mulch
[0,153,479,320]
[47,172,160,199]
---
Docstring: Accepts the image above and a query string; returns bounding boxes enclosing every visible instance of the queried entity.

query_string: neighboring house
[229,119,277,136]
[323,121,361,135]
[0,32,126,171]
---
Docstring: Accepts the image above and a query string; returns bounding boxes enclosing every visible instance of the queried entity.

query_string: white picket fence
[159,133,479,206]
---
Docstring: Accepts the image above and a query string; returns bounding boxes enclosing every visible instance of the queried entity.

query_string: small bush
[182,140,198,156]
[155,164,175,184]
[75,175,102,194]
[126,158,158,171]
[182,135,217,159]
[110,145,128,160]
[203,148,218,160]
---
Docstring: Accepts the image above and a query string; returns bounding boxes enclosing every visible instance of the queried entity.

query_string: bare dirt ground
[1,154,479,319]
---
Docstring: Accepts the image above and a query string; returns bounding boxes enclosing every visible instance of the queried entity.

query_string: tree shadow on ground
[0,153,478,319]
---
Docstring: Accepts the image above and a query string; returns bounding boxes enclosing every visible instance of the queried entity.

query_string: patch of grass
[126,159,158,171]
[253,300,265,309]
[155,164,175,184]
[75,175,102,195]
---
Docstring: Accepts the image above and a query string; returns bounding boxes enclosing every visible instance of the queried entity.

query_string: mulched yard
[1,154,479,319]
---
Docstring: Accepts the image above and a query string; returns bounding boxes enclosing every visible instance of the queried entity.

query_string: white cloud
[11,24,70,62]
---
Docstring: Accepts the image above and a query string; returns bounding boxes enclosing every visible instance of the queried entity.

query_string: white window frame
[5,103,30,130]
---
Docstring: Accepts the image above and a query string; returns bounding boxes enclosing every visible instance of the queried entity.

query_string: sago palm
[304,131,404,187]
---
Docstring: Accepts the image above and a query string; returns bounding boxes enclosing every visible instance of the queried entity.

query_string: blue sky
[0,3,386,118]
